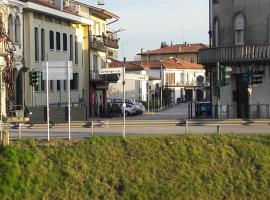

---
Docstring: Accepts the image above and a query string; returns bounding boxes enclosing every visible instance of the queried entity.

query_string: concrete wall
[213,0,270,46]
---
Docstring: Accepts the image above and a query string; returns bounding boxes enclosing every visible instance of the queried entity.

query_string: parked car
[124,103,137,116]
[133,102,145,114]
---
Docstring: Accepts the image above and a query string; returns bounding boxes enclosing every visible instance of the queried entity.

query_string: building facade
[138,43,208,64]
[199,0,270,119]
[107,58,206,104]
[0,0,24,117]
[23,0,93,111]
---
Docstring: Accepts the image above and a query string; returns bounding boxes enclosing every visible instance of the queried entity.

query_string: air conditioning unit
[63,0,70,7]
[75,5,80,13]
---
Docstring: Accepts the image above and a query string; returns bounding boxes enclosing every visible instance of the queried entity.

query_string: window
[41,29,45,61]
[8,14,14,41]
[40,72,45,91]
[102,24,105,35]
[57,80,61,91]
[70,35,73,61]
[214,18,219,47]
[15,15,21,43]
[63,80,67,90]
[234,14,245,45]
[34,27,39,61]
[50,31,54,49]
[63,33,67,51]
[165,73,175,86]
[101,58,106,68]
[96,22,100,35]
[93,55,98,70]
[70,73,79,90]
[75,36,78,64]
[50,80,54,91]
[56,32,61,50]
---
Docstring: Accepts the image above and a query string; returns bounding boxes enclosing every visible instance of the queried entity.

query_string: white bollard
[217,125,221,135]
[18,123,22,139]
[186,120,189,134]
[91,121,94,136]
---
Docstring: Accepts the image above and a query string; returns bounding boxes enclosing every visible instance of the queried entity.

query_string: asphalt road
[100,103,192,121]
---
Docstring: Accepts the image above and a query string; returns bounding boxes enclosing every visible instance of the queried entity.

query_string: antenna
[98,0,105,5]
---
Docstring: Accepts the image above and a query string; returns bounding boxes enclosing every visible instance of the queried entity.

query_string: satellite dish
[98,0,105,5]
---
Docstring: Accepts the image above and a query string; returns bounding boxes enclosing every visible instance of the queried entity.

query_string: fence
[189,103,270,119]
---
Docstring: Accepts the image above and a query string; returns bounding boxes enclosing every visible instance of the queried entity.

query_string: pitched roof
[108,58,204,71]
[108,59,144,71]
[160,58,204,70]
[138,43,209,55]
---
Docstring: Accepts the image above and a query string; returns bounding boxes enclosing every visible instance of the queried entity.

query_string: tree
[162,88,172,106]
[160,41,168,48]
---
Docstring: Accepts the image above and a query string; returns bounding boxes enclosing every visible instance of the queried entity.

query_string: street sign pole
[122,58,126,139]
[46,62,50,141]
[68,61,71,140]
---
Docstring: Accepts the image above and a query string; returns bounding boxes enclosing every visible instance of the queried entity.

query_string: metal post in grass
[91,121,94,136]
[186,120,189,134]
[217,125,221,135]
[18,123,22,139]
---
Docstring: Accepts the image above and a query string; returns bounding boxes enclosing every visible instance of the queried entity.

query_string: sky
[86,0,209,60]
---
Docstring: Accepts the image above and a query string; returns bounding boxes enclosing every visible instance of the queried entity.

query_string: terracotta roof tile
[138,43,209,55]
[108,59,144,71]
[108,58,204,71]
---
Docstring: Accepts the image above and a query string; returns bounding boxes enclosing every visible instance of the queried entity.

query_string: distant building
[108,58,206,104]
[138,43,208,64]
[199,0,270,119]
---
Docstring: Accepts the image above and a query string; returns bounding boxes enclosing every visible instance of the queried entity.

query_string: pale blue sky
[86,0,209,60]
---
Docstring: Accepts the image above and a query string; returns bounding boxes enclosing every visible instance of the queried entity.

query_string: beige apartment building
[138,43,208,64]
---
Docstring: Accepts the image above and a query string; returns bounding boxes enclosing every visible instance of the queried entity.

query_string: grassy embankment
[0,135,270,200]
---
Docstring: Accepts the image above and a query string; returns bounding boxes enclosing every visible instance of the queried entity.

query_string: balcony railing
[198,44,270,65]
[90,70,105,81]
[90,35,119,51]
[104,37,119,49]
[90,36,105,51]
[165,80,199,87]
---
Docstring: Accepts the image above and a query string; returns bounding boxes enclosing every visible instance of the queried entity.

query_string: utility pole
[122,57,126,139]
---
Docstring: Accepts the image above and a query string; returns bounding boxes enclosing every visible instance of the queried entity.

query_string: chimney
[54,0,63,10]
[171,41,173,46]
[178,45,181,52]
[185,42,187,46]
[141,48,143,53]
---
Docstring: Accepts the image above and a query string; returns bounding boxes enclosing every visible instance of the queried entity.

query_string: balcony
[90,70,105,82]
[198,44,270,65]
[104,37,119,49]
[90,35,119,51]
[90,36,105,51]
[165,80,198,87]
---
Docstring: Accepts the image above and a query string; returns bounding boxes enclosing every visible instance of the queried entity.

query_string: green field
[0,135,270,200]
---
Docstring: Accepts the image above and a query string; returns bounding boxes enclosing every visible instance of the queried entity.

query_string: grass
[0,135,270,199]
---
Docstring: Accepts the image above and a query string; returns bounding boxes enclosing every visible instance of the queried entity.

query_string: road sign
[99,67,122,75]
[42,61,73,80]
[125,73,149,81]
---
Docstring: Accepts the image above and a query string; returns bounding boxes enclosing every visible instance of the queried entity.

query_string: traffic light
[251,70,264,85]
[30,71,40,86]
[219,65,232,87]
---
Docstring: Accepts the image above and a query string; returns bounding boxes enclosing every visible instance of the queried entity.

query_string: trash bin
[195,102,212,118]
